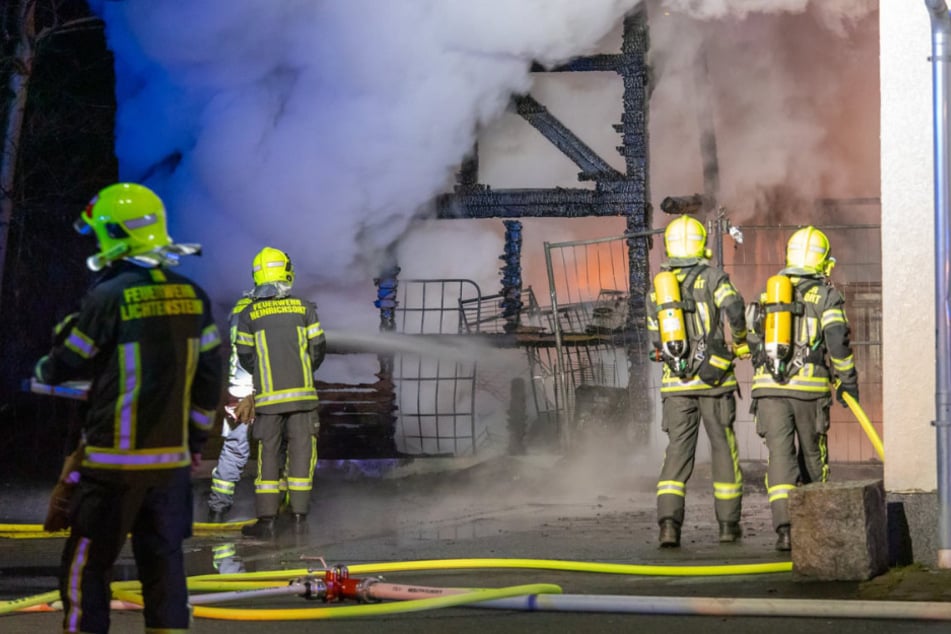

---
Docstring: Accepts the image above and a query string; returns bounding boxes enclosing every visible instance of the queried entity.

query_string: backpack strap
[677,264,706,312]
[786,279,826,374]
[678,265,716,376]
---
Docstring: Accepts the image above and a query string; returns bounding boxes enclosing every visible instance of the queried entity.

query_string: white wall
[880,4,937,492]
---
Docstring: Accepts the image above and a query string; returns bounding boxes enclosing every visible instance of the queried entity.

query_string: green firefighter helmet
[252,247,294,286]
[782,226,835,276]
[74,183,171,270]
[664,214,711,262]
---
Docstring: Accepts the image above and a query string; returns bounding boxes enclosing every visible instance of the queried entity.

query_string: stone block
[788,479,888,581]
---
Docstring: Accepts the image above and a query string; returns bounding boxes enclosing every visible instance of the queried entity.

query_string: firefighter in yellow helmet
[34,183,224,632]
[746,226,858,551]
[234,247,326,538]
[646,215,748,547]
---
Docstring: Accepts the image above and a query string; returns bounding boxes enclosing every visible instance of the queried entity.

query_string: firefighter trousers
[208,419,250,512]
[755,395,831,530]
[60,467,193,634]
[656,393,743,526]
[251,408,318,517]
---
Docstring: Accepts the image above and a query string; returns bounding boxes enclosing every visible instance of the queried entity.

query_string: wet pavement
[2,449,950,633]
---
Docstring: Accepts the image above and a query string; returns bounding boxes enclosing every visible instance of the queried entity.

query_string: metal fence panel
[393,279,483,456]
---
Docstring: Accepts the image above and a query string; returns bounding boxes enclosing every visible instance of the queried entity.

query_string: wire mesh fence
[392,279,483,456]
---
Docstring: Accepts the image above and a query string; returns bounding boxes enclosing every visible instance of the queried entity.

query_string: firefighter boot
[658,519,681,548]
[775,525,792,551]
[241,517,276,539]
[718,522,743,543]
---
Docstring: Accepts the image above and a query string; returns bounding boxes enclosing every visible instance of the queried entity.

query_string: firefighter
[206,294,254,523]
[34,183,224,633]
[647,214,748,548]
[235,247,326,538]
[207,293,291,523]
[747,226,859,551]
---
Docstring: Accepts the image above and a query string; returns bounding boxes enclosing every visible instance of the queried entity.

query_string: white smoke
[86,0,877,319]
[647,0,878,223]
[660,0,875,35]
[88,0,642,326]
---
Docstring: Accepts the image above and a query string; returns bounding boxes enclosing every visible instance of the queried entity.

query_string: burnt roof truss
[435,10,650,222]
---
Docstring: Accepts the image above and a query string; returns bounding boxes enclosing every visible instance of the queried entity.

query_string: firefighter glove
[836,381,859,408]
[44,446,83,532]
[234,394,255,423]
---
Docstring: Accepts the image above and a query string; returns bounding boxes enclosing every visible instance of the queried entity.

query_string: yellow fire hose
[1,558,793,617]
[0,519,252,539]
[194,558,793,582]
[123,583,565,621]
[12,559,951,621]
[834,379,885,462]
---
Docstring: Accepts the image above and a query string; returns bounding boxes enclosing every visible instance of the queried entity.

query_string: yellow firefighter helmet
[252,247,294,286]
[782,226,834,276]
[74,183,171,270]
[664,215,710,261]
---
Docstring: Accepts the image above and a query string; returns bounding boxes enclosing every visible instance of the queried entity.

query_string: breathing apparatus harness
[653,264,735,386]
[753,275,825,383]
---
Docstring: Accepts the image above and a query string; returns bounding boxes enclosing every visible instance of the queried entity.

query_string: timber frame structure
[432,9,655,439]
[322,8,656,458]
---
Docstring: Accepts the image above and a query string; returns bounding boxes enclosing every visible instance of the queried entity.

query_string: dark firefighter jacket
[750,276,858,399]
[646,263,747,397]
[234,294,326,414]
[36,261,224,471]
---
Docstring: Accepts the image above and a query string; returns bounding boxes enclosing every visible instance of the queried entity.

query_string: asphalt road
[2,452,949,633]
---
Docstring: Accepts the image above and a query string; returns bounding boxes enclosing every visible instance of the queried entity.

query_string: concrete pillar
[880,5,936,493]
[880,4,943,566]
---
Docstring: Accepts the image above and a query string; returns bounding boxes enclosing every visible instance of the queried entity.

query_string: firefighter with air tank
[647,214,749,548]
[745,226,859,551]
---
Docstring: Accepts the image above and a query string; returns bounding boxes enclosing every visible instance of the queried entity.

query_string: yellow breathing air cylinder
[654,271,688,364]
[764,274,793,376]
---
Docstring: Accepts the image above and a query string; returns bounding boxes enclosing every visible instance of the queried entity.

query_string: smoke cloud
[86,0,878,322]
[648,0,879,223]
[88,0,644,327]
[661,0,874,32]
